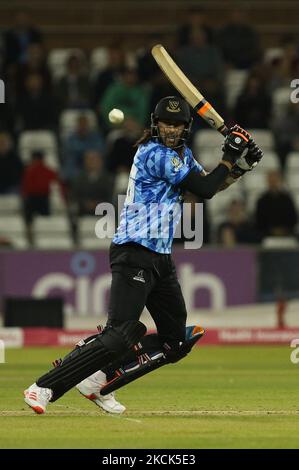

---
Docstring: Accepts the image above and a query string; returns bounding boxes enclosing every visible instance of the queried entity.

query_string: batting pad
[37,321,146,401]
[101,325,205,395]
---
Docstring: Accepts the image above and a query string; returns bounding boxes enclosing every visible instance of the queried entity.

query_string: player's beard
[159,127,184,149]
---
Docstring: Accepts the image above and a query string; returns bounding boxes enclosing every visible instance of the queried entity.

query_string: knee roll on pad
[37,320,146,401]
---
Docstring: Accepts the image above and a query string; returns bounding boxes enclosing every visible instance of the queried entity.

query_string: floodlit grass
[0,346,298,449]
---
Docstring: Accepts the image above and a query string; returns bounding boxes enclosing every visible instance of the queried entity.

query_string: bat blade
[152,44,227,135]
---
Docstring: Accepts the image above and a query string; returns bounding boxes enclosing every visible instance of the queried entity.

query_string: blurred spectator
[0,236,14,249]
[70,150,113,215]
[148,74,177,120]
[255,170,297,239]
[279,36,299,78]
[136,37,163,84]
[62,114,104,181]
[22,150,63,225]
[217,199,258,246]
[176,27,226,133]
[100,67,149,128]
[267,35,299,92]
[0,132,23,194]
[92,45,126,107]
[217,11,261,69]
[17,73,57,131]
[272,102,299,167]
[106,117,142,173]
[0,96,15,135]
[15,43,51,98]
[54,53,89,110]
[4,10,43,66]
[176,26,226,129]
[177,8,214,47]
[234,74,272,129]
[176,26,223,85]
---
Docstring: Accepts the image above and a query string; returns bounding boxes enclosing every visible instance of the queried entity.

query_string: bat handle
[218,124,229,136]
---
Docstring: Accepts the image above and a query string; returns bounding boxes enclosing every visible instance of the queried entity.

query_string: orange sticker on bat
[197,102,212,117]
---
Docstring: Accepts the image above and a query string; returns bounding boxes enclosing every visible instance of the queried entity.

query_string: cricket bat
[151,44,228,136]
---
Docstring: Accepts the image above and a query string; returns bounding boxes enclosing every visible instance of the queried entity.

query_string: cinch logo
[0,80,5,103]
[31,253,227,316]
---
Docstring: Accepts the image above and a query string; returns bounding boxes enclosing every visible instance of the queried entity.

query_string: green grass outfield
[0,346,298,449]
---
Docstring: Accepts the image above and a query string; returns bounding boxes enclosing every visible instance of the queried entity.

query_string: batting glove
[222,124,251,166]
[235,139,263,172]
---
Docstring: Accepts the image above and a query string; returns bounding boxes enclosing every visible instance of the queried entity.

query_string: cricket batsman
[24,96,263,414]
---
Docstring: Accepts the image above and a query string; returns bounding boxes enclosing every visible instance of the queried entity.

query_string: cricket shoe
[76,370,126,415]
[24,383,53,414]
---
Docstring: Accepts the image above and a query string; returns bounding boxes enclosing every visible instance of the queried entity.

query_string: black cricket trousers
[108,242,187,348]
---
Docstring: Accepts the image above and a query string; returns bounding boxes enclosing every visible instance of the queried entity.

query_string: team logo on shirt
[166,100,181,112]
[171,156,183,171]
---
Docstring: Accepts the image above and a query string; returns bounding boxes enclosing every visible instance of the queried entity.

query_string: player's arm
[198,166,238,192]
[179,162,230,199]
[217,170,243,192]
[178,125,249,199]
[200,169,239,192]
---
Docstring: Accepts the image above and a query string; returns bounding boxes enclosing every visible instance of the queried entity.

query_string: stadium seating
[263,47,284,64]
[242,171,267,191]
[49,182,67,214]
[225,69,248,110]
[80,237,111,249]
[77,216,98,237]
[18,131,59,170]
[255,151,280,170]
[262,236,298,248]
[0,195,22,214]
[208,185,243,228]
[196,149,223,172]
[47,48,86,80]
[78,215,114,249]
[32,215,73,248]
[246,190,265,214]
[90,47,136,78]
[247,129,275,150]
[193,129,224,154]
[0,215,28,248]
[285,152,299,171]
[286,170,299,192]
[272,87,291,120]
[34,236,74,249]
[33,215,70,233]
[113,172,130,198]
[59,109,98,139]
[90,47,109,74]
